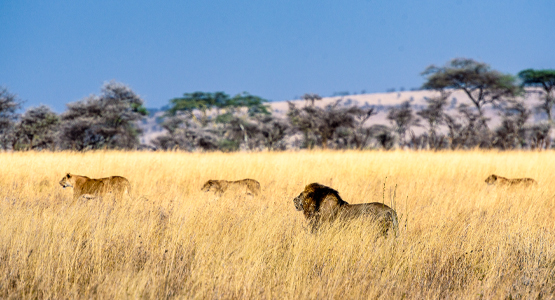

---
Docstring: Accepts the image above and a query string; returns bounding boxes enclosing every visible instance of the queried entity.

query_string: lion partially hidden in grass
[59,173,131,200]
[485,174,537,187]
[293,183,399,235]
[201,179,261,196]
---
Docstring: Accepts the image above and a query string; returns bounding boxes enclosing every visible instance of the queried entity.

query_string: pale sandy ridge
[140,88,547,145]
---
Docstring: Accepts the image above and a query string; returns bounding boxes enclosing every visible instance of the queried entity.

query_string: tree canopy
[422,58,520,113]
[518,69,555,121]
[58,81,147,150]
[168,91,269,126]
[518,69,555,92]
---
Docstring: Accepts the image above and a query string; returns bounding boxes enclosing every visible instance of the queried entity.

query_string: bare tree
[387,101,420,148]
[153,115,220,151]
[0,87,23,150]
[255,115,291,151]
[417,92,449,149]
[288,100,357,149]
[370,125,395,150]
[528,123,551,150]
[493,101,531,150]
[444,104,490,149]
[350,107,376,149]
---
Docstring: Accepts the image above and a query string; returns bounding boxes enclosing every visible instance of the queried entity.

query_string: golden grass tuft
[1,150,555,298]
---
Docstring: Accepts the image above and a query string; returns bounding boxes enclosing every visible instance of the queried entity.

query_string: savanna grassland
[1,150,555,299]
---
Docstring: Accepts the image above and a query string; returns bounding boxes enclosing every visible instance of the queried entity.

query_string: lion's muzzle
[293,196,303,211]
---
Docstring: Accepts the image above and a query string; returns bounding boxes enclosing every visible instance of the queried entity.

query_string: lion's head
[485,174,497,185]
[201,180,220,193]
[59,173,73,189]
[293,183,346,219]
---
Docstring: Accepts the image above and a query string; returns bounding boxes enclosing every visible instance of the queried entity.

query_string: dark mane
[305,183,348,207]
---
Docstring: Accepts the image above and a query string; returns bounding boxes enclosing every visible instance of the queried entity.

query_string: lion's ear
[492,174,497,179]
[66,173,71,178]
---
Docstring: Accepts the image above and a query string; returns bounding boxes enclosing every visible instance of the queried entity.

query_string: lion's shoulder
[236,179,260,187]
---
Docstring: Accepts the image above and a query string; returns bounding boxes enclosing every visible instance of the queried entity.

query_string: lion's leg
[73,189,82,201]
[80,194,97,200]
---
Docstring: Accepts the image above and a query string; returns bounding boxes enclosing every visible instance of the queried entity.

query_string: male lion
[59,173,131,200]
[201,179,261,196]
[485,174,537,187]
[293,183,398,235]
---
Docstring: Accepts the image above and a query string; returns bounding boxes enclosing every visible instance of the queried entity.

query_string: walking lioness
[484,174,537,187]
[201,179,261,196]
[59,173,131,200]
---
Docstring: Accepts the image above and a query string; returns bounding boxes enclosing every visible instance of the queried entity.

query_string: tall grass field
[1,150,554,299]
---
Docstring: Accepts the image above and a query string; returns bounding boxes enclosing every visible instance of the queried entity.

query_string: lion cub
[201,179,261,196]
[485,174,537,187]
[59,173,131,200]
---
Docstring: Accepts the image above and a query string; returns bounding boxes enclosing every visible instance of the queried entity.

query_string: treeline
[0,81,147,151]
[1,58,554,151]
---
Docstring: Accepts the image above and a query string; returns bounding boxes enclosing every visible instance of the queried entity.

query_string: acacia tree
[0,87,23,150]
[387,101,420,147]
[444,104,491,149]
[288,100,358,149]
[422,58,520,127]
[161,91,271,151]
[153,116,220,151]
[518,69,555,122]
[254,114,290,151]
[417,92,449,149]
[350,107,376,149]
[301,93,322,106]
[493,100,531,150]
[168,92,269,125]
[58,81,147,150]
[168,92,229,126]
[13,106,59,150]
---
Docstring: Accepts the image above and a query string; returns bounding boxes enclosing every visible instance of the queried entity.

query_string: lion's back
[105,176,130,187]
[237,179,261,195]
[487,174,538,187]
[102,176,131,194]
[508,177,537,186]
[226,179,261,195]
[80,178,104,194]
[342,202,394,216]
[340,202,398,234]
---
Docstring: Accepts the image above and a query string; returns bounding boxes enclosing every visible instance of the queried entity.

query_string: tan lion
[293,183,399,235]
[59,173,131,200]
[201,179,261,196]
[485,174,537,187]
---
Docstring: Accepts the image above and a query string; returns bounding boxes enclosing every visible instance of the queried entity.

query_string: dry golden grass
[1,150,555,299]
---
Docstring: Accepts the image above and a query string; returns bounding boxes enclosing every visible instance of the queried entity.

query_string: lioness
[201,179,261,196]
[293,183,398,235]
[59,173,131,200]
[485,174,537,187]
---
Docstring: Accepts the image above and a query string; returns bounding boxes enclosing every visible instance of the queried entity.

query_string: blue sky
[1,0,554,112]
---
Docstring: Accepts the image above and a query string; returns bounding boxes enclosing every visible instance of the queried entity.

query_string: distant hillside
[138,89,547,146]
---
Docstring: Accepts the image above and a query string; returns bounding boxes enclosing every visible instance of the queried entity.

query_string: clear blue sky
[1,0,554,112]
